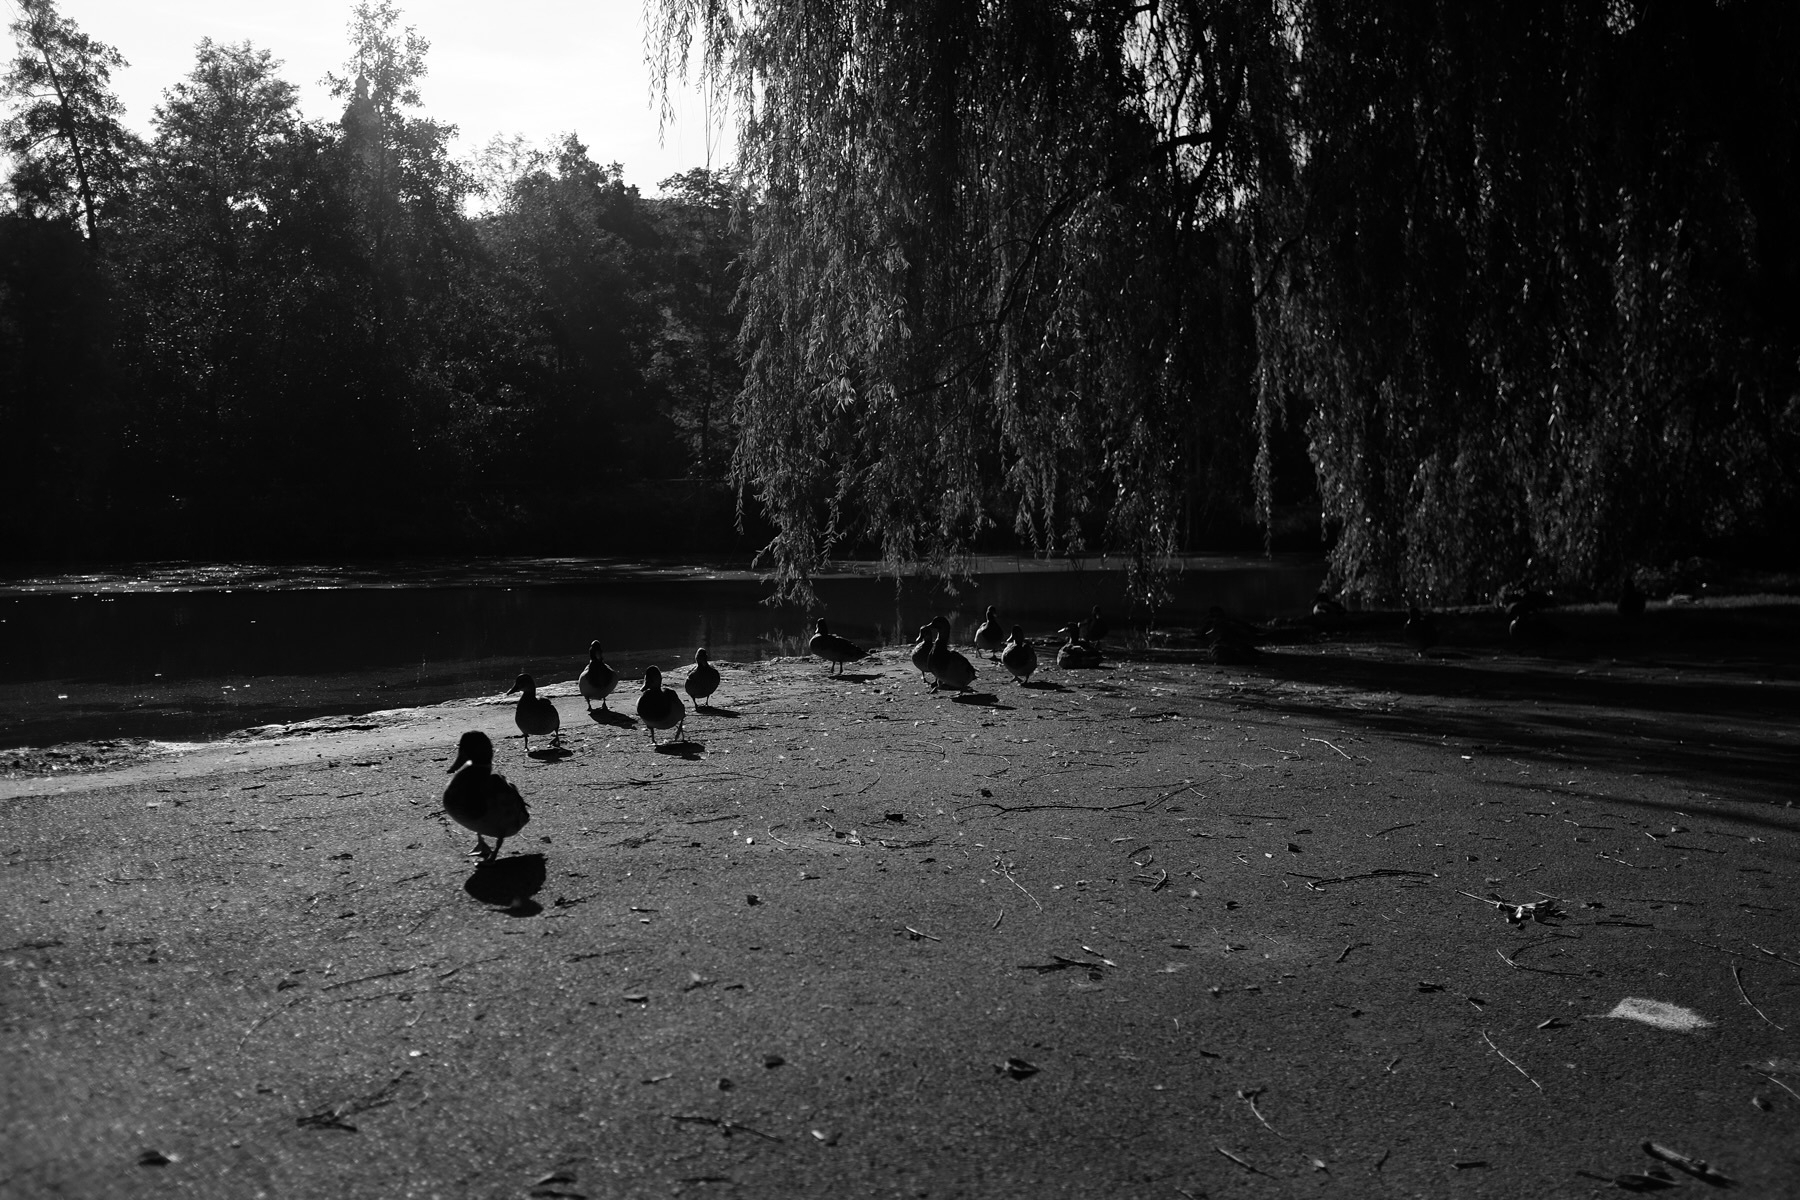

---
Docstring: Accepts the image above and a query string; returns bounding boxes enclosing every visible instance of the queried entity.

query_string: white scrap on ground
[1603,997,1714,1032]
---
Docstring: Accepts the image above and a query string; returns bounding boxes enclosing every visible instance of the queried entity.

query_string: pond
[0,554,1322,746]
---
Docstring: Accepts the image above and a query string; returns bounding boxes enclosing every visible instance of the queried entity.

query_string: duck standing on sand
[973,606,1007,659]
[809,619,867,676]
[507,673,560,751]
[578,642,619,712]
[1403,607,1437,655]
[1056,624,1103,669]
[637,666,687,743]
[928,624,978,693]
[910,622,938,685]
[1000,625,1037,684]
[443,731,530,861]
[685,648,721,708]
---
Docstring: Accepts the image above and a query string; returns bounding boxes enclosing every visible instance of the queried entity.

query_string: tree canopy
[650,0,1800,604]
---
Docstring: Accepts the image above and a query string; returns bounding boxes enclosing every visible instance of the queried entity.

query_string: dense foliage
[1,1,750,560]
[651,0,1800,603]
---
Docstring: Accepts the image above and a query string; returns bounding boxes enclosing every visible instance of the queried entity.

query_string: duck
[808,618,867,676]
[578,642,619,711]
[1205,608,1260,664]
[442,730,530,861]
[684,648,721,708]
[507,673,560,751]
[1403,607,1437,655]
[1310,590,1346,632]
[972,605,1007,659]
[1080,605,1109,645]
[927,625,978,692]
[1000,625,1038,684]
[1055,624,1103,669]
[1508,610,1558,651]
[637,666,687,743]
[910,622,938,684]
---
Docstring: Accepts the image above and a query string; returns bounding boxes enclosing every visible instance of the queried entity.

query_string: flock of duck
[441,606,1113,864]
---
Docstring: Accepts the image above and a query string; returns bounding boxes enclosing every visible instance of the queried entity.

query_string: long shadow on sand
[1200,629,1800,821]
[585,708,637,729]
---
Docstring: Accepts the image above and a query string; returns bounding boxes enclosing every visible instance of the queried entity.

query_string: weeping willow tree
[650,1,1800,605]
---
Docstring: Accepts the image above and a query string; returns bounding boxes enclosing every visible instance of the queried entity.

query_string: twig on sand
[1481,1030,1541,1091]
[1238,1089,1288,1138]
[1752,943,1800,970]
[1293,869,1437,889]
[993,859,1043,911]
[1758,1072,1800,1103]
[668,1114,783,1142]
[992,909,1004,930]
[1307,737,1353,761]
[1733,964,1785,1030]
[322,964,425,992]
[1215,1147,1272,1177]
[1335,942,1370,964]
[1495,948,1584,977]
[957,798,1147,817]
[1368,822,1415,838]
[903,926,941,942]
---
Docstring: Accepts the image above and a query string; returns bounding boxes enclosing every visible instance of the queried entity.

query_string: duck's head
[985,605,997,619]
[642,666,663,691]
[589,641,603,658]
[1059,624,1079,641]
[694,648,710,664]
[931,614,950,634]
[448,730,494,773]
[507,673,535,695]
[1010,624,1026,644]
[814,618,830,635]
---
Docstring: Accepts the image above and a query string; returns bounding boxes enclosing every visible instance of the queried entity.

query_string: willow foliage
[652,1,1800,604]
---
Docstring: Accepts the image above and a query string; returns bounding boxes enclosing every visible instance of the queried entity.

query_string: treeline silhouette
[2,3,752,562]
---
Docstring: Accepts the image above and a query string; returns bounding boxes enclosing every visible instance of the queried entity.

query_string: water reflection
[0,555,1320,745]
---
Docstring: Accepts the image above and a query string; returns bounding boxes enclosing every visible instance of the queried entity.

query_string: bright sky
[41,0,732,194]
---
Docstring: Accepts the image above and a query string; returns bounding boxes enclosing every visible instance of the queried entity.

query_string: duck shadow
[951,692,1011,708]
[654,738,704,760]
[695,705,740,718]
[528,745,573,762]
[1023,679,1069,691]
[464,853,547,916]
[586,708,637,729]
[834,672,883,683]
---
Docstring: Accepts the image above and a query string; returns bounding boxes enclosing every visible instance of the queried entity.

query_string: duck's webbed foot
[469,836,492,859]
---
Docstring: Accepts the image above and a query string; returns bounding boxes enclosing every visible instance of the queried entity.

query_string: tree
[650,0,1800,604]
[1,0,138,240]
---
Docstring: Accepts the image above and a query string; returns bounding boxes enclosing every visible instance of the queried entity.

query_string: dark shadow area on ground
[463,853,546,915]
[653,739,703,760]
[527,745,573,762]
[833,672,882,683]
[585,708,636,728]
[951,692,1008,708]
[694,705,739,718]
[1203,639,1800,819]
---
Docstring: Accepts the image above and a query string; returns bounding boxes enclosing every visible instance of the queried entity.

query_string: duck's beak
[448,751,469,774]
[505,683,519,695]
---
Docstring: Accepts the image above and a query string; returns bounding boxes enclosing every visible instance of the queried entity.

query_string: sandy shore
[4,609,1799,1198]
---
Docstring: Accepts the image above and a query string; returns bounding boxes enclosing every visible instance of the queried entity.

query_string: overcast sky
[42,0,733,193]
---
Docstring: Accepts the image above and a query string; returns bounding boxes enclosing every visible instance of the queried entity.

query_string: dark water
[0,555,1321,746]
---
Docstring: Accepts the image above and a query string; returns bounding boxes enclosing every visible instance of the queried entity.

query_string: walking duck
[1056,624,1103,669]
[809,618,867,676]
[443,731,530,861]
[1000,625,1038,684]
[507,673,560,751]
[578,642,619,711]
[910,622,937,684]
[928,624,978,692]
[684,648,721,708]
[972,605,1006,659]
[637,666,687,743]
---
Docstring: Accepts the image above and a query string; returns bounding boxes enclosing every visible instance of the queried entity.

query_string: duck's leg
[490,836,505,859]
[675,719,685,742]
[469,835,491,858]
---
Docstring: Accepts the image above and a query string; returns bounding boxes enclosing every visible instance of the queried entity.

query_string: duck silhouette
[972,606,1006,660]
[507,673,560,751]
[637,666,687,743]
[1080,606,1109,645]
[1403,608,1438,655]
[1000,625,1038,684]
[809,618,867,676]
[910,622,938,685]
[442,731,530,860]
[578,642,619,712]
[1056,624,1103,669]
[684,648,721,708]
[928,625,978,692]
